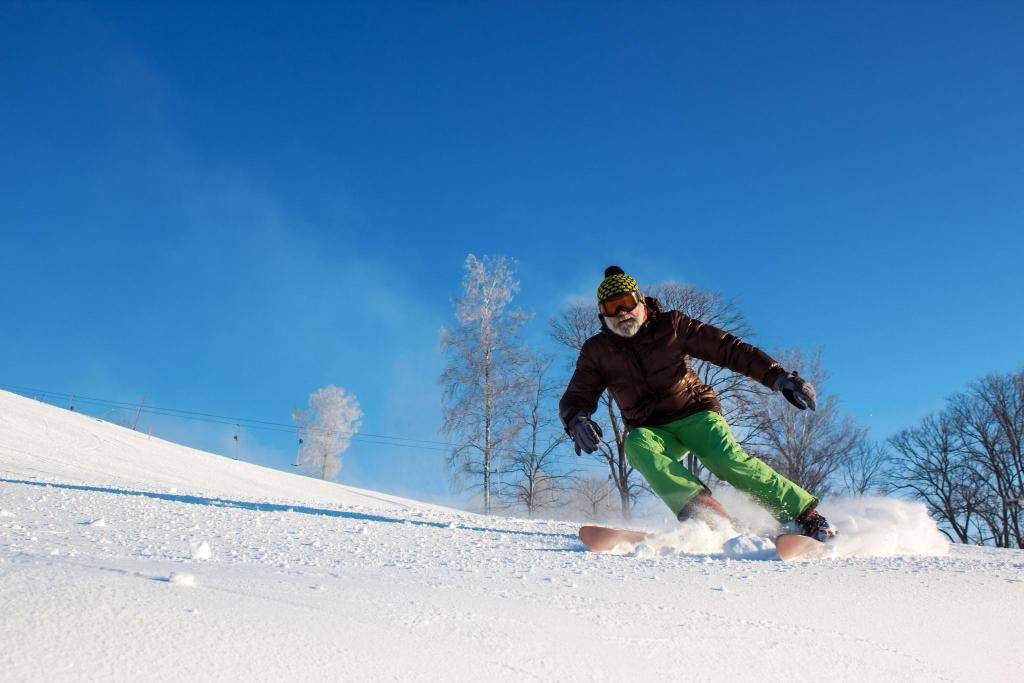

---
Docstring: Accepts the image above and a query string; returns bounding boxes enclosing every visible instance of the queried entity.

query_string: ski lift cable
[3,382,598,466]
[0,382,455,447]
[0,382,592,462]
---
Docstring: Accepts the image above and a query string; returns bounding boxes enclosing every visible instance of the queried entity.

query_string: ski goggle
[599,291,641,317]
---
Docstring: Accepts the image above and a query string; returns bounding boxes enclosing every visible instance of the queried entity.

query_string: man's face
[605,299,646,338]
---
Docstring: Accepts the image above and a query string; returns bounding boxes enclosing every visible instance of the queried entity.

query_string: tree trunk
[484,347,493,515]
[603,399,631,520]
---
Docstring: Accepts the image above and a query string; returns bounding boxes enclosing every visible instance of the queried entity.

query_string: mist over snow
[1,389,1021,681]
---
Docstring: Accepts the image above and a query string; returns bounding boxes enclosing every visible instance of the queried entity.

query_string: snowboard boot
[796,508,837,542]
[678,493,731,526]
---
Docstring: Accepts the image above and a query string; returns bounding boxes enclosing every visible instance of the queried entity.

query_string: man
[559,266,837,541]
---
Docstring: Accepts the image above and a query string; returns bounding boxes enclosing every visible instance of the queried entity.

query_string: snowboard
[578,525,651,552]
[579,526,832,561]
[774,533,830,561]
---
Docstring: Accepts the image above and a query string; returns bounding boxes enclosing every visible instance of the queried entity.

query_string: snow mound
[0,389,443,512]
[722,533,777,559]
[1,387,1020,681]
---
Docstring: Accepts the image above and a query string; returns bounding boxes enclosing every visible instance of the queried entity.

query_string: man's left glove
[568,412,603,455]
[774,371,817,411]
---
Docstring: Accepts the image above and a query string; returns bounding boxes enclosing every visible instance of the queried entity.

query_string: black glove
[568,412,603,455]
[774,371,817,411]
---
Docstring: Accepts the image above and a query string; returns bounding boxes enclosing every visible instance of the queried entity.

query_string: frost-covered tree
[292,385,363,481]
[440,254,529,514]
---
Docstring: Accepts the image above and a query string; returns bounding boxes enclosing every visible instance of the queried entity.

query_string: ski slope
[1,389,1021,682]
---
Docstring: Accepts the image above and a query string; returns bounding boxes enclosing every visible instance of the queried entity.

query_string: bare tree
[440,254,529,514]
[887,412,983,543]
[292,385,363,481]
[571,474,616,521]
[749,349,866,497]
[948,372,1024,547]
[885,370,1024,548]
[501,356,573,517]
[550,300,600,352]
[839,441,891,495]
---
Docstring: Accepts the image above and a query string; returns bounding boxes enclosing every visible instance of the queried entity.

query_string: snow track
[1,390,1022,681]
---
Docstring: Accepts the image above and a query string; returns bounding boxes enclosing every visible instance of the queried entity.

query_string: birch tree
[440,254,529,514]
[291,385,363,481]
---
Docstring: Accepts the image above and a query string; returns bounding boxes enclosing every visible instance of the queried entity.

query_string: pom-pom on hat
[597,265,640,302]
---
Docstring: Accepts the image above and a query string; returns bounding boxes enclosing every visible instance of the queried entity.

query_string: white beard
[608,316,642,338]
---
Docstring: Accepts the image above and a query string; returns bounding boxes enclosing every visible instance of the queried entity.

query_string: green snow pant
[624,411,816,521]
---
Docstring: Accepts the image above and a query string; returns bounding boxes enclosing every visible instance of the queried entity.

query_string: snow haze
[1,390,1021,681]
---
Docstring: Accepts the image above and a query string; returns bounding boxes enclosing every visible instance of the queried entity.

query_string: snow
[189,540,212,561]
[1,390,1022,681]
[167,571,196,587]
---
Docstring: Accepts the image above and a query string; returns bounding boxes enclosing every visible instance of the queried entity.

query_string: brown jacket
[559,297,788,430]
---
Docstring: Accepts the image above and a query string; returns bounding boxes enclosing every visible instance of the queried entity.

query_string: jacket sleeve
[676,313,787,389]
[559,344,607,428]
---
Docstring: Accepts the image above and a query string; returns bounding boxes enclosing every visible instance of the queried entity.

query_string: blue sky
[2,1,1022,505]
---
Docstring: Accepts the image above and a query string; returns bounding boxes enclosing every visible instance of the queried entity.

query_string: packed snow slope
[1,390,1021,682]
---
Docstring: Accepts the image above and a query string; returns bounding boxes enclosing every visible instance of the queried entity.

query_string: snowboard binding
[796,508,837,542]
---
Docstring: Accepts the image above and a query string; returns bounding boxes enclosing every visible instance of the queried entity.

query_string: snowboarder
[560,266,837,541]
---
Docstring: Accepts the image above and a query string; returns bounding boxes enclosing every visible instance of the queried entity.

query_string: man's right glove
[774,371,817,411]
[568,412,603,455]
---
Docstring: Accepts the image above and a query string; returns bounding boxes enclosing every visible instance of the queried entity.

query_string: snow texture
[189,540,213,561]
[1,389,1022,681]
[168,571,196,587]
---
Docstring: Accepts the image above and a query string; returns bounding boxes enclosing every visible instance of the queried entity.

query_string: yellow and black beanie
[596,265,640,302]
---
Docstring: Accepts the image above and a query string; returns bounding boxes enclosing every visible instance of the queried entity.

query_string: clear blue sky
[2,1,1022,505]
